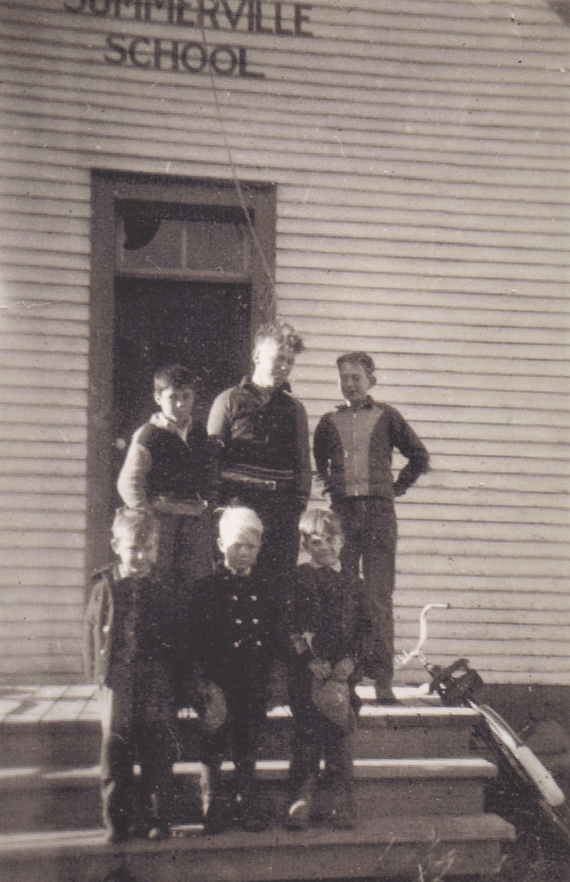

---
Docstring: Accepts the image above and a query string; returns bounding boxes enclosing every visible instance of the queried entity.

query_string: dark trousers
[288,674,355,799]
[333,496,397,683]
[200,681,268,798]
[100,663,179,835]
[155,508,213,597]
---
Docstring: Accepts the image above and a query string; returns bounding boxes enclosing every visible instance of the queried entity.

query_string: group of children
[84,320,429,843]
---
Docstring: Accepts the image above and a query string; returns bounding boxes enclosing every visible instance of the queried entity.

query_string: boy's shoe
[147,823,172,841]
[285,797,311,830]
[329,805,356,830]
[327,788,356,830]
[374,682,399,705]
[236,794,270,832]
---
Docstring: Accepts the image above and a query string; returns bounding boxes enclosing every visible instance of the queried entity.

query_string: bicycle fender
[477,703,565,809]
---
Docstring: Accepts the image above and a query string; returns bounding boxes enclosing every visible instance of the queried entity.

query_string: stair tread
[0,812,516,857]
[0,757,498,790]
[0,683,483,725]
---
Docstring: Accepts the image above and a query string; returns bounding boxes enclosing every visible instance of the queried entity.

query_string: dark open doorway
[88,171,276,577]
[113,278,251,444]
[111,278,251,508]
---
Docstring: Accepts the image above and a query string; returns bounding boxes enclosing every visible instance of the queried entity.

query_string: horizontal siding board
[1,603,83,621]
[0,353,88,372]
[395,555,566,579]
[0,442,87,460]
[0,548,84,568]
[396,538,569,560]
[0,476,87,494]
[0,427,87,444]
[0,389,87,407]
[0,370,88,390]
[400,507,568,527]
[401,522,570,543]
[395,604,570,625]
[0,459,86,477]
[0,621,82,640]
[0,655,84,677]
[0,406,87,426]
[0,637,81,656]
[0,493,86,509]
[0,511,86,530]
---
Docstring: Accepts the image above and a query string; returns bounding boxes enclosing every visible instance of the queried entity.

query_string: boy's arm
[293,398,312,501]
[117,430,153,511]
[206,388,232,442]
[82,577,108,683]
[313,416,333,491]
[391,409,430,497]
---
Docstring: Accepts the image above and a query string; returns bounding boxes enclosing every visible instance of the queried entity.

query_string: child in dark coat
[283,508,373,831]
[187,506,279,834]
[83,507,179,843]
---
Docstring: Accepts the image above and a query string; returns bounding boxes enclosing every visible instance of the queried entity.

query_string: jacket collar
[239,376,292,397]
[337,395,377,412]
[150,410,191,442]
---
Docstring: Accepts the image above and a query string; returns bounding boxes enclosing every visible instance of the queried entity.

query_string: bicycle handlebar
[395,602,450,669]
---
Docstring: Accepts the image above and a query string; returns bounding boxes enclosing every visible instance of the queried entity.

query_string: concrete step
[0,702,481,769]
[0,813,516,882]
[0,757,498,833]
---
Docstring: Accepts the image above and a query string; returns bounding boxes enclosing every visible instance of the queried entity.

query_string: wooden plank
[0,532,85,550]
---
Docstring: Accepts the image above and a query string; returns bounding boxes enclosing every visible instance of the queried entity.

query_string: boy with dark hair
[313,351,430,703]
[283,508,373,831]
[118,363,213,596]
[84,507,179,843]
[186,506,279,834]
[207,319,311,581]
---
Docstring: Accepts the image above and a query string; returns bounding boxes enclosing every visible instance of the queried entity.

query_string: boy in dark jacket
[84,507,179,843]
[314,352,429,703]
[283,508,373,831]
[117,363,213,597]
[207,320,311,581]
[186,506,279,834]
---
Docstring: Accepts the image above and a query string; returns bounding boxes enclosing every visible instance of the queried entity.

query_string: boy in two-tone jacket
[314,352,429,704]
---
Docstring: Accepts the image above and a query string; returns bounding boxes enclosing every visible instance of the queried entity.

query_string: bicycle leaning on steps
[395,602,570,851]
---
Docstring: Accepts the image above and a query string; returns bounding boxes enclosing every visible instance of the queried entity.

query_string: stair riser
[0,837,508,882]
[0,776,486,833]
[0,717,475,769]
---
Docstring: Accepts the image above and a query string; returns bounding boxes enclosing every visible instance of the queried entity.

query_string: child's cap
[153,363,196,393]
[336,351,376,379]
[298,508,343,538]
[112,506,158,544]
[218,505,264,546]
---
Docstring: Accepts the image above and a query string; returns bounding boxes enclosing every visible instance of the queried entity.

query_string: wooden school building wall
[0,0,568,684]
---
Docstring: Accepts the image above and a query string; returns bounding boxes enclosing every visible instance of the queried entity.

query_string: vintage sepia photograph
[0,1,569,880]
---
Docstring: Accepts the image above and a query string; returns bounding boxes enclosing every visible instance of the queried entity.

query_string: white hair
[218,506,264,545]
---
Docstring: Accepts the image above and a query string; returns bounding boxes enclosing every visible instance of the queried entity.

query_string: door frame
[87,170,277,581]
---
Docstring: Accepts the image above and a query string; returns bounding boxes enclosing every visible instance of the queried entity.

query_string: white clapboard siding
[0,0,568,682]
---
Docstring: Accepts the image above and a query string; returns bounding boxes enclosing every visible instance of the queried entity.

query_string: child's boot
[234,760,269,832]
[286,776,316,830]
[328,782,356,830]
